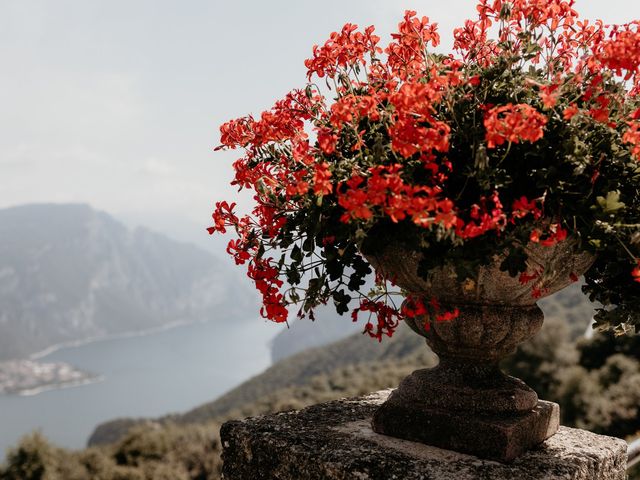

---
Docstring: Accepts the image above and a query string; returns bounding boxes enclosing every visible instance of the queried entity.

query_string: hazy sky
[2,0,640,245]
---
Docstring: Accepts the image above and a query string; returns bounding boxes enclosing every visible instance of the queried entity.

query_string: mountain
[0,203,255,360]
[269,306,362,363]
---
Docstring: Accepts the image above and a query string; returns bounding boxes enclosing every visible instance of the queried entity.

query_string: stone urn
[364,240,594,462]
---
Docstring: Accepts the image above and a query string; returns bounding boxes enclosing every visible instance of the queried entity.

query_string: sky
[2,0,640,248]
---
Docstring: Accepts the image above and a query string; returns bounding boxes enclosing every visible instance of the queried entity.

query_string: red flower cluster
[453,20,499,66]
[304,24,381,80]
[484,104,548,148]
[329,94,380,129]
[623,121,640,159]
[491,0,578,28]
[210,1,640,337]
[218,90,317,151]
[511,196,543,221]
[386,11,441,80]
[388,81,454,159]
[352,299,401,341]
[529,223,568,246]
[207,201,237,235]
[337,165,455,228]
[248,258,288,323]
[313,162,333,195]
[633,262,640,284]
[455,192,506,239]
[595,22,640,80]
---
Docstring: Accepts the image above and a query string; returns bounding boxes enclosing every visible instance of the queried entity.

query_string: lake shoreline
[0,360,103,397]
[3,319,217,398]
[29,318,209,361]
[16,375,106,397]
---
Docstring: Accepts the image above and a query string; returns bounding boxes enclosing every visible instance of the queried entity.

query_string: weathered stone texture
[221,390,627,480]
[372,397,559,462]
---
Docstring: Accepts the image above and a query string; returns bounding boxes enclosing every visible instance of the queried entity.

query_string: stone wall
[221,390,628,480]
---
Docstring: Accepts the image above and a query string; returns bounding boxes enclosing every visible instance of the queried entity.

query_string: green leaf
[302,236,315,253]
[596,191,625,213]
[332,289,351,315]
[499,247,528,277]
[326,259,343,281]
[290,244,303,263]
[286,266,301,285]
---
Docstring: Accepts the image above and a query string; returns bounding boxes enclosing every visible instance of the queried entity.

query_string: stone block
[221,390,628,480]
[373,397,559,462]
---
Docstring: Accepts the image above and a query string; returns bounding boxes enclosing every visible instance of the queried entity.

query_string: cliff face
[0,203,254,360]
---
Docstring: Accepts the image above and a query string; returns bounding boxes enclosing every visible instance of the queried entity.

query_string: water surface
[0,318,282,457]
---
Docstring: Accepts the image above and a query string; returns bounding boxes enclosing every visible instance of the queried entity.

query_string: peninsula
[0,360,99,396]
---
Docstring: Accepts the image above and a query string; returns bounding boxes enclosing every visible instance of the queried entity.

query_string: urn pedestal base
[369,304,557,462]
[372,396,559,462]
[371,359,559,462]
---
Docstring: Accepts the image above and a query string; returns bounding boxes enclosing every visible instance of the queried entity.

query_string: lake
[0,318,284,457]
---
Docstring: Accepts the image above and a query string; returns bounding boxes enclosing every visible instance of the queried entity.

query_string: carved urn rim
[363,238,595,306]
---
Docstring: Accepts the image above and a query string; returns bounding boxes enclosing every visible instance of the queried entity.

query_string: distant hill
[0,203,255,360]
[269,306,362,363]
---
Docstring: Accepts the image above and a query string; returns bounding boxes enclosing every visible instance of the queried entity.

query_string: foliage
[1,426,220,480]
[501,317,578,402]
[1,433,52,480]
[210,0,640,339]
[504,317,640,437]
[578,329,640,369]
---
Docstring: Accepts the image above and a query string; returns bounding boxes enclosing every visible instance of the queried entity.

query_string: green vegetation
[504,317,640,438]
[1,425,220,480]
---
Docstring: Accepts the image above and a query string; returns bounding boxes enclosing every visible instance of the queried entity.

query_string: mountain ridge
[0,203,255,361]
